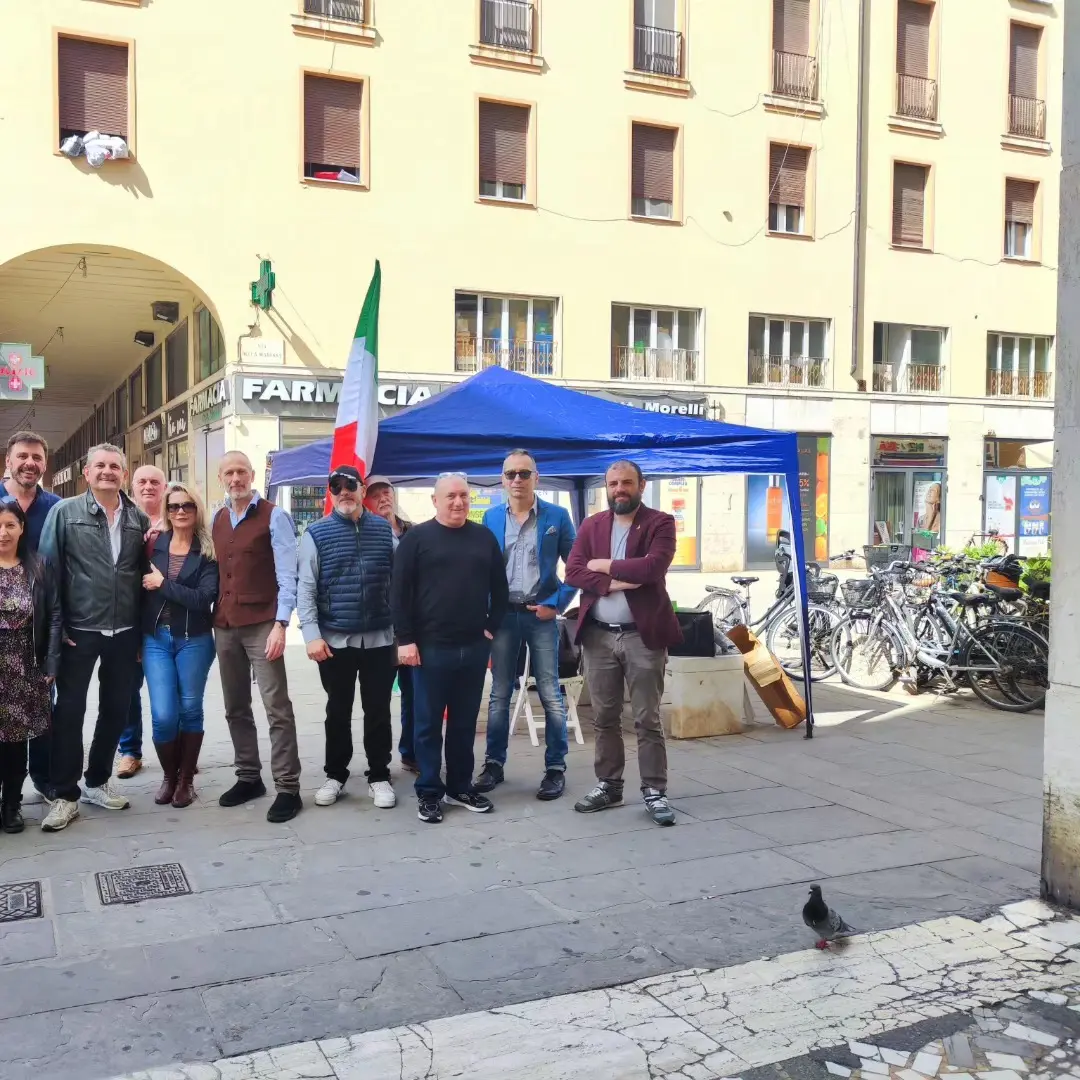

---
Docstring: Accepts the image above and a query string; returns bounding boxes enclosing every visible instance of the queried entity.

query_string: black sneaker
[473,762,504,793]
[574,782,623,814]
[643,787,676,827]
[219,778,267,808]
[266,792,302,823]
[418,798,443,824]
[444,791,494,813]
[536,769,566,801]
[1,803,24,834]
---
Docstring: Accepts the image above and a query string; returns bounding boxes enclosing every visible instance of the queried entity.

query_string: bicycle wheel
[964,622,1049,713]
[695,589,744,637]
[830,613,904,691]
[765,604,840,682]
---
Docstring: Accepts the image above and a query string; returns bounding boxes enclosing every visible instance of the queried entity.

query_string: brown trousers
[581,623,668,792]
[215,621,301,794]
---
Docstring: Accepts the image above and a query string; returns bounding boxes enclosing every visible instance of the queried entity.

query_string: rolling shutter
[1005,179,1036,225]
[58,37,129,136]
[896,1,931,77]
[892,163,927,246]
[478,101,529,186]
[773,0,810,54]
[632,123,676,202]
[304,74,362,170]
[769,144,808,206]
[1009,23,1040,98]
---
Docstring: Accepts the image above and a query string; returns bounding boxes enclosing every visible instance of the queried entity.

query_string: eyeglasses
[167,501,197,514]
[504,469,533,481]
[437,471,468,482]
[329,474,360,494]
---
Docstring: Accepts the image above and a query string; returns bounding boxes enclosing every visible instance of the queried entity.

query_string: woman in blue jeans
[141,481,219,808]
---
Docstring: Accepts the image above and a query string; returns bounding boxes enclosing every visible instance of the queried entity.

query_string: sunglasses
[504,469,533,481]
[329,475,360,494]
[437,471,468,482]
[167,501,197,514]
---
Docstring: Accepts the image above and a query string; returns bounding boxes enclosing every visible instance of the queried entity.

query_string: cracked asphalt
[0,647,1044,1080]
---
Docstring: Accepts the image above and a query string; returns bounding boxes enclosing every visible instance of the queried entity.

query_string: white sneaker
[80,782,130,811]
[41,798,80,832]
[315,778,345,806]
[368,780,397,808]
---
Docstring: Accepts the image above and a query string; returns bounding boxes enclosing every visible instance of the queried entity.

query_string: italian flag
[325,260,381,513]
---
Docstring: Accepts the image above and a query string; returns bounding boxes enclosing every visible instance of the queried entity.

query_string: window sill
[1001,132,1052,155]
[1003,255,1043,267]
[888,114,944,138]
[54,148,137,164]
[469,44,545,73]
[767,229,813,241]
[623,70,691,98]
[291,13,376,45]
[476,195,536,210]
[302,176,369,191]
[763,94,824,119]
[889,244,934,253]
[630,213,683,226]
[95,0,143,5]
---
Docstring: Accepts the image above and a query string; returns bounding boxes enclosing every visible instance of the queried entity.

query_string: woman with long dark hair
[0,497,61,832]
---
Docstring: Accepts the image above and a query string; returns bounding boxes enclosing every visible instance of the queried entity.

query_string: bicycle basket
[863,544,912,569]
[841,578,878,608]
[807,572,839,603]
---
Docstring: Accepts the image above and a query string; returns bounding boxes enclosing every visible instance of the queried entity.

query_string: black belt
[591,619,637,633]
[508,601,536,612]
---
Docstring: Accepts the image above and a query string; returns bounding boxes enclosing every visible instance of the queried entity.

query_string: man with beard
[564,459,682,827]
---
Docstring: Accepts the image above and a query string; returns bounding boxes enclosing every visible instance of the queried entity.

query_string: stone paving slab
[0,648,1047,1079]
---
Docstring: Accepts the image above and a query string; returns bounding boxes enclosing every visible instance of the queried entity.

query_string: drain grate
[0,881,43,922]
[96,863,192,905]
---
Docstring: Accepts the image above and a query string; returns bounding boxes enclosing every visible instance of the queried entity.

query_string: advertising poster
[911,475,943,554]
[747,437,830,569]
[1017,473,1051,555]
[983,474,1017,540]
[657,476,699,568]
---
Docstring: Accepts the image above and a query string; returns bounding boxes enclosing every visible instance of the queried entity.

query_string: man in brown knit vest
[212,451,302,823]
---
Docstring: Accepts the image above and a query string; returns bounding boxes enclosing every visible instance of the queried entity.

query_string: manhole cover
[96,864,191,905]
[0,881,42,922]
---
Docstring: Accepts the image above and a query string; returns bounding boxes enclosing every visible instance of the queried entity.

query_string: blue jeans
[413,639,490,801]
[398,665,415,761]
[142,630,216,743]
[116,663,144,759]
[486,610,568,772]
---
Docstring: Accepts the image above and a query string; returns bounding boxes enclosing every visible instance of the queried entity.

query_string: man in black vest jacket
[298,466,398,810]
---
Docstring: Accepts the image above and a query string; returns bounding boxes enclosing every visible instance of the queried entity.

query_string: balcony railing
[873,362,945,394]
[1009,94,1047,139]
[455,336,556,376]
[303,0,364,23]
[896,74,938,121]
[480,0,533,52]
[613,346,699,383]
[772,51,819,100]
[748,354,828,389]
[633,24,683,78]
[986,370,1053,400]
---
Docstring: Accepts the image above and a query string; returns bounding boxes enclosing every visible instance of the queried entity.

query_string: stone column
[1042,3,1080,906]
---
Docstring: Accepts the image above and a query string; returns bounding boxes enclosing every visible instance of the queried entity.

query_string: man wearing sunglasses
[474,450,576,801]
[298,466,397,810]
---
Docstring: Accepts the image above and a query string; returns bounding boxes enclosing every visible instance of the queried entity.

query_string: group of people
[0,430,684,835]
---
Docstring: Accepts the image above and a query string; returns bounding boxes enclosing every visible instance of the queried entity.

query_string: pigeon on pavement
[803,884,856,949]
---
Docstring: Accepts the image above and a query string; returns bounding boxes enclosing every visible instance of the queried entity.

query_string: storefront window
[870,436,946,557]
[145,349,163,413]
[280,420,335,534]
[983,438,1052,555]
[166,320,189,401]
[167,438,189,483]
[747,436,831,569]
[196,307,226,381]
[115,384,128,433]
[129,368,144,423]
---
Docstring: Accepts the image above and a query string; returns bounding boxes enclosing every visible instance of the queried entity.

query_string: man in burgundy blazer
[564,459,682,827]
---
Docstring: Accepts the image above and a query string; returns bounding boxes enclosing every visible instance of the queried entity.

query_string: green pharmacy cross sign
[0,344,46,401]
[250,259,276,312]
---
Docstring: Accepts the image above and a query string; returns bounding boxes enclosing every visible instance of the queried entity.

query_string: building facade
[0,0,1061,570]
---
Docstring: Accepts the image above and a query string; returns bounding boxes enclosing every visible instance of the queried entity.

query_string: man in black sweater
[392,472,509,823]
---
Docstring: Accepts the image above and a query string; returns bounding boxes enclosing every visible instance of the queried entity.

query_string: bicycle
[966,530,1009,555]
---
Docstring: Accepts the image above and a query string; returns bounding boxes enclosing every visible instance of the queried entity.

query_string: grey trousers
[215,621,301,794]
[581,623,668,792]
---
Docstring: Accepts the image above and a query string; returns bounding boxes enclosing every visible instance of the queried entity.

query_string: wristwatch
[277,620,288,628]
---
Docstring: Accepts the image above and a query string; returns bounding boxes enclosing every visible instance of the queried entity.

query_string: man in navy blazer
[475,449,577,801]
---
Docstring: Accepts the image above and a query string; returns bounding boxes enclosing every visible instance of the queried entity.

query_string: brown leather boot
[172,732,204,808]
[153,741,179,804]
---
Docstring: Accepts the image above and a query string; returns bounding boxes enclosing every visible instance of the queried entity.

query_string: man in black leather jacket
[37,443,150,832]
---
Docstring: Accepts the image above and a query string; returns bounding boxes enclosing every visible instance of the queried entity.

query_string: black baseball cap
[329,465,364,484]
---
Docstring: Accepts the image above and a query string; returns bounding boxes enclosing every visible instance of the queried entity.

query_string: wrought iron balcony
[1009,95,1047,139]
[455,336,556,376]
[748,353,828,389]
[480,0,534,52]
[612,346,699,383]
[303,0,364,23]
[772,51,818,100]
[896,74,938,121]
[872,362,945,394]
[986,370,1053,400]
[633,24,683,78]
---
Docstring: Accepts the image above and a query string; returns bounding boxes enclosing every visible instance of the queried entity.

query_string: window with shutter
[768,143,808,234]
[303,74,363,184]
[478,100,530,201]
[772,0,810,54]
[1009,23,1040,98]
[892,163,928,247]
[1004,179,1037,260]
[57,36,129,143]
[631,123,677,219]
[896,1,931,77]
